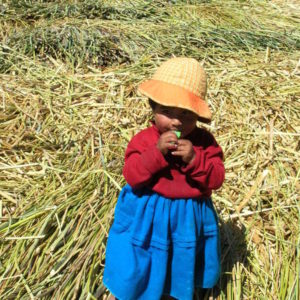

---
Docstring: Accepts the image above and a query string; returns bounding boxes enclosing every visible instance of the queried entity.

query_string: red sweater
[123,124,225,199]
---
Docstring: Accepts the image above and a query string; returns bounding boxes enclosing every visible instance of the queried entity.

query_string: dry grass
[0,0,299,299]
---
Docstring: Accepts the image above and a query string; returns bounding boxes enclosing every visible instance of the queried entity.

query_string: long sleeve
[181,132,225,190]
[123,131,168,189]
[121,125,224,199]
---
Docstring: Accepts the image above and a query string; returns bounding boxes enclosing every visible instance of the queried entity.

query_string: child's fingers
[160,132,177,142]
[174,143,187,151]
[177,140,193,151]
[168,137,178,143]
[171,144,192,155]
[165,139,177,147]
[165,135,178,145]
[177,139,190,146]
[171,149,185,156]
[167,140,178,149]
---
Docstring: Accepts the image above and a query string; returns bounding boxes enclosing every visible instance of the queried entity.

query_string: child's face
[153,104,198,137]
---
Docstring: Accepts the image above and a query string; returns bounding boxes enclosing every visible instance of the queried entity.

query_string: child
[103,57,225,300]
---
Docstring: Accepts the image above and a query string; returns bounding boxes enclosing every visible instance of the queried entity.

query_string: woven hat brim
[138,79,212,123]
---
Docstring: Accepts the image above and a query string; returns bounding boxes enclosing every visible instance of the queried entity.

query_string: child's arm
[123,134,169,188]
[181,135,225,190]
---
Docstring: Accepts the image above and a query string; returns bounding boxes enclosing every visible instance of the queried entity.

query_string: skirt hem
[103,280,124,300]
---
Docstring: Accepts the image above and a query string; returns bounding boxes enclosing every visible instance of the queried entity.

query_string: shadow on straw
[195,218,249,299]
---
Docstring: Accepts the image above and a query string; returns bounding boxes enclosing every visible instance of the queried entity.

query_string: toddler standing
[103,57,225,300]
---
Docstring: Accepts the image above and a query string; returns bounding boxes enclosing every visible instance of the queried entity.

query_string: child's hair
[148,98,157,110]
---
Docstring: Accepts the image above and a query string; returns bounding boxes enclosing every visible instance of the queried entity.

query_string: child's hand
[156,131,178,155]
[171,139,195,164]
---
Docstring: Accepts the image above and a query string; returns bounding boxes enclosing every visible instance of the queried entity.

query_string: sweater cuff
[140,145,169,174]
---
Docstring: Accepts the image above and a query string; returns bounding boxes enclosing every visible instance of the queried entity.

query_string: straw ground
[0,1,299,299]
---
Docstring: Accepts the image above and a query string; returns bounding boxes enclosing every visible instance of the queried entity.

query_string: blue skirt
[103,185,220,300]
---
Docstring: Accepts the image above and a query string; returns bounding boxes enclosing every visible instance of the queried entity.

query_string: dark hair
[148,99,157,110]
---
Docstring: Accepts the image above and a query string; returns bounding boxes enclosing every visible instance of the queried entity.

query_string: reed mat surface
[0,0,299,299]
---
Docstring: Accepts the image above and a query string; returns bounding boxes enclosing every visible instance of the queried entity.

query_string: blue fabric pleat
[103,184,220,300]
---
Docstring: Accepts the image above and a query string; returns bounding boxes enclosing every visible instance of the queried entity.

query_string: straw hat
[138,57,212,123]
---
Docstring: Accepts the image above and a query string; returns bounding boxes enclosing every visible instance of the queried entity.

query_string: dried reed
[0,0,299,299]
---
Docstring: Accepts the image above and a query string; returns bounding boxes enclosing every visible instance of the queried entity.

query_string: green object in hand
[174,131,181,138]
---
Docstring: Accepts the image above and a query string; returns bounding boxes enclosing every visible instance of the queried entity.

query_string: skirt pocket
[111,209,133,233]
[109,185,139,233]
